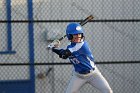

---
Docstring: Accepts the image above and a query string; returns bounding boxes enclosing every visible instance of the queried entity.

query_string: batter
[48,23,113,93]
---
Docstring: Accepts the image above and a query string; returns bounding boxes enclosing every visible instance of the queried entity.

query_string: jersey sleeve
[67,41,91,56]
[52,48,71,59]
[79,41,92,56]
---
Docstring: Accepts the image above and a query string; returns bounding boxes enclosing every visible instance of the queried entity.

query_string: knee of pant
[108,89,113,93]
[102,88,113,93]
[109,89,113,93]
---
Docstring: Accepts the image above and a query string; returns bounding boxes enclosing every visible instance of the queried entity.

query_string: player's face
[71,34,82,43]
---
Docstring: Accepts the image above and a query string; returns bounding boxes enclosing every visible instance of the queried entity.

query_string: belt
[78,68,95,74]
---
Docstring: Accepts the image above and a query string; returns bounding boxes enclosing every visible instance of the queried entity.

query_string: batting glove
[47,40,60,49]
[47,43,55,49]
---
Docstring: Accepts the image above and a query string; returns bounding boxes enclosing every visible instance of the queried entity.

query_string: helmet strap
[68,34,73,40]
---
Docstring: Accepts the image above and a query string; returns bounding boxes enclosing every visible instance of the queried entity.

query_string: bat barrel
[80,15,94,26]
[59,35,67,41]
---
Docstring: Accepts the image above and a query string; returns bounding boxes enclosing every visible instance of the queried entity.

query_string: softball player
[48,23,113,93]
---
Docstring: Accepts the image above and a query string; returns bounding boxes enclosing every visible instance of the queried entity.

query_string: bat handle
[59,35,67,41]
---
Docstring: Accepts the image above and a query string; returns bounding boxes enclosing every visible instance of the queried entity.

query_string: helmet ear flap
[68,34,73,40]
[81,33,84,38]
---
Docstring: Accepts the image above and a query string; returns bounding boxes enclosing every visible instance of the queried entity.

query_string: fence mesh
[0,0,140,93]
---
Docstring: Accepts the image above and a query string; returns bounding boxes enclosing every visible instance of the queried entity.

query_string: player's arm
[52,48,71,59]
[47,40,71,59]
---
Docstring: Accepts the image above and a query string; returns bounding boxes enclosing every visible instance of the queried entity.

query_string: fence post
[27,0,35,93]
[6,0,12,51]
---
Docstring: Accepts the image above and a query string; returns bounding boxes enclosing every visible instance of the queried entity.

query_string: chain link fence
[0,0,140,93]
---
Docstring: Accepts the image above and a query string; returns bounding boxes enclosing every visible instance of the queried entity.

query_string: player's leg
[65,73,86,93]
[88,67,113,93]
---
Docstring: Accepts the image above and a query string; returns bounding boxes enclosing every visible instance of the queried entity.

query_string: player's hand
[47,43,55,49]
[47,40,60,49]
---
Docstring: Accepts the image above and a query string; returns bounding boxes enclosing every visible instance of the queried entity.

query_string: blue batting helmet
[66,23,84,40]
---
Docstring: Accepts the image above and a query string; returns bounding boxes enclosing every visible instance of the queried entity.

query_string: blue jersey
[67,41,95,73]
